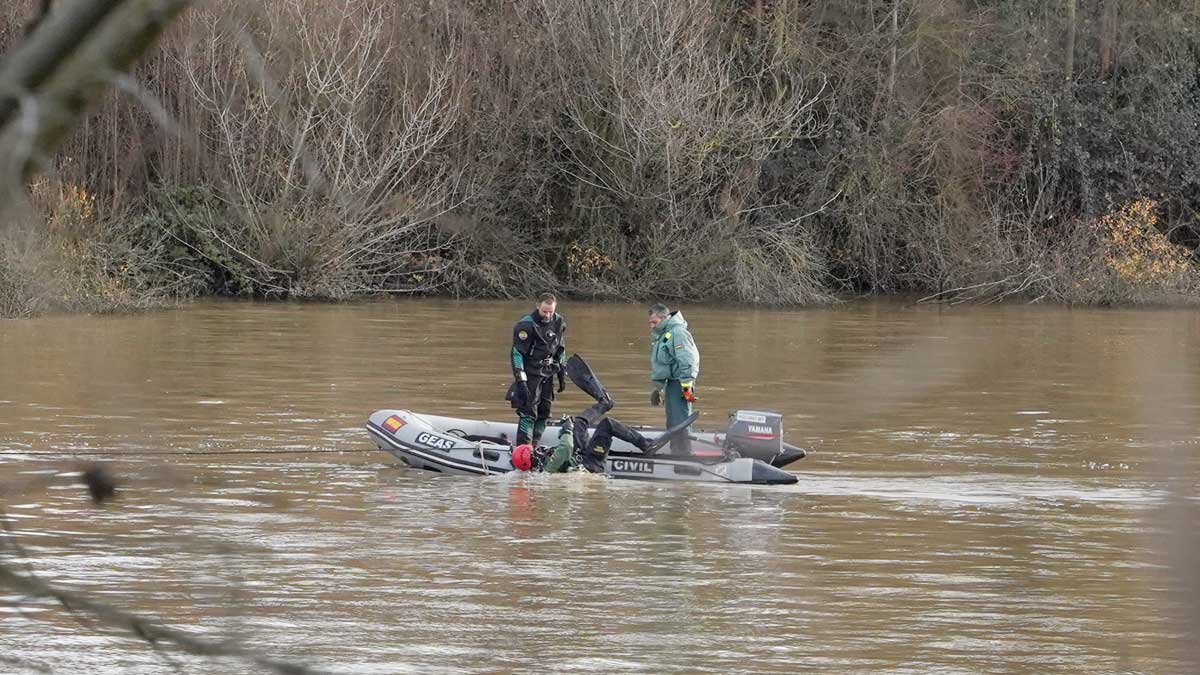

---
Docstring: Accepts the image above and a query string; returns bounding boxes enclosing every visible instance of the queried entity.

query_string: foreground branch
[0,565,337,675]
[0,0,125,129]
[0,0,192,184]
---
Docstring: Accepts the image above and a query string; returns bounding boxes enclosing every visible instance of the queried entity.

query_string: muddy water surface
[1,299,1197,673]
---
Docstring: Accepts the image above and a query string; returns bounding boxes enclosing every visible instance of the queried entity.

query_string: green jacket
[649,311,699,386]
[542,428,577,473]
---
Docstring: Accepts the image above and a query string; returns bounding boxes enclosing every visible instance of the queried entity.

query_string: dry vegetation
[2,0,1200,315]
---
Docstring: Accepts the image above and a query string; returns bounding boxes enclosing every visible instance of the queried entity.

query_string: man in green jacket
[647,303,700,455]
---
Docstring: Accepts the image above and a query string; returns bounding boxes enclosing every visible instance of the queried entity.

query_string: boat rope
[476,441,489,476]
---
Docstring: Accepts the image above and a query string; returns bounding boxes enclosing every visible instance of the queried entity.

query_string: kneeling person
[545,414,653,474]
[508,352,693,474]
[511,398,653,474]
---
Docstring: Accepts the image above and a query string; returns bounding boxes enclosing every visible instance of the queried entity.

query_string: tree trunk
[1064,0,1077,84]
[887,0,899,100]
[1100,0,1119,78]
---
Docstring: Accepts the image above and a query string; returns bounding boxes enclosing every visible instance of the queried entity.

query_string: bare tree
[1065,0,1077,83]
[173,0,469,297]
[539,0,831,302]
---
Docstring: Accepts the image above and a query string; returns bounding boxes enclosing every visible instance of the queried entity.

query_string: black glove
[510,380,528,409]
[558,415,574,437]
[650,388,662,407]
[556,369,566,393]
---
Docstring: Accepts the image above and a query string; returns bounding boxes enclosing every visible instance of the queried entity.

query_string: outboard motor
[724,411,783,458]
[723,410,807,467]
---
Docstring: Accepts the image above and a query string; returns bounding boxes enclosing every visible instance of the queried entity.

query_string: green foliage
[112,185,233,296]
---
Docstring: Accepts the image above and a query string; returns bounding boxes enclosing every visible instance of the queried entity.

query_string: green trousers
[663,379,693,454]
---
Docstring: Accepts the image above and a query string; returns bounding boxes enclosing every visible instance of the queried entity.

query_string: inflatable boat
[365,407,805,485]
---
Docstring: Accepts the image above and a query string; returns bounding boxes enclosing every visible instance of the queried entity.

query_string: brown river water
[1,298,1198,674]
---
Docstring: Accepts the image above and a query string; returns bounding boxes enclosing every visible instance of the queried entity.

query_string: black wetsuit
[509,310,566,444]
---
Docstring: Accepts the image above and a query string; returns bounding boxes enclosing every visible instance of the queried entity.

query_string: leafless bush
[0,216,51,318]
[532,0,830,302]
[1,178,210,316]
[5,0,1200,313]
[1029,198,1200,306]
[156,0,467,297]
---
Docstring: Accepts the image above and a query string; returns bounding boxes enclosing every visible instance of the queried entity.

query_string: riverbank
[4,1,1200,317]
[3,189,1198,318]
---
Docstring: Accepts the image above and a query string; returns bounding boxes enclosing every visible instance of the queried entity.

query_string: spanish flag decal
[383,415,405,433]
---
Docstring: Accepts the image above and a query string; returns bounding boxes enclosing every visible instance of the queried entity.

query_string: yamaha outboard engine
[725,410,782,456]
[724,410,807,467]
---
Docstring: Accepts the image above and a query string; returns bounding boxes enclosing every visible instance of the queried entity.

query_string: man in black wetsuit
[507,292,566,445]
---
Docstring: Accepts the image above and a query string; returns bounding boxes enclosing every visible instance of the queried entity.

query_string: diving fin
[565,353,614,407]
[644,412,700,455]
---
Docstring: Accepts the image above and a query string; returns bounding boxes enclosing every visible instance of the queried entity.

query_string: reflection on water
[1,298,1197,673]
